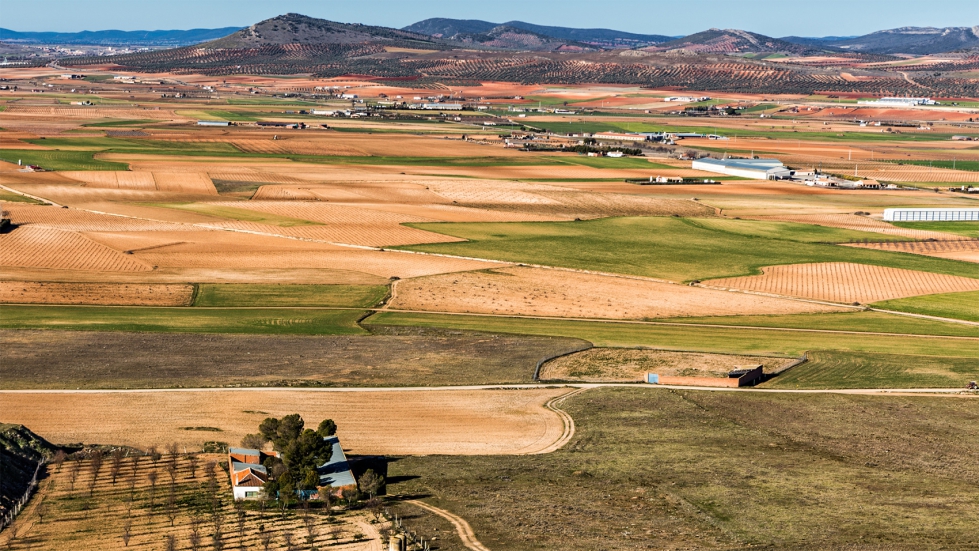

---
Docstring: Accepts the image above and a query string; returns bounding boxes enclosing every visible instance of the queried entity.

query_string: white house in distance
[692,158,792,180]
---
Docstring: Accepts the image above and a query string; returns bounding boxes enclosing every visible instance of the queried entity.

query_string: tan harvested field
[62,171,218,194]
[3,105,179,119]
[0,281,194,306]
[6,204,193,232]
[0,226,152,272]
[844,239,979,263]
[0,388,570,455]
[709,262,979,303]
[3,453,383,551]
[424,179,712,219]
[540,348,796,382]
[752,213,963,240]
[199,200,462,246]
[388,266,846,318]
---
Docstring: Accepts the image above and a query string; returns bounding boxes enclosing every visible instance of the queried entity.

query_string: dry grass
[0,388,570,455]
[540,348,796,382]
[709,262,979,303]
[389,266,846,319]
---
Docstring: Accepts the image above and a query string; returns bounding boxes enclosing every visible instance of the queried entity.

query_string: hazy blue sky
[2,0,977,36]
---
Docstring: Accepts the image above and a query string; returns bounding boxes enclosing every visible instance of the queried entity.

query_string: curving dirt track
[407,500,491,551]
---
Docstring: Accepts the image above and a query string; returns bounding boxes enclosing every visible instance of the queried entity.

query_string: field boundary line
[0,184,60,207]
[866,307,979,327]
[531,388,588,454]
[406,499,491,551]
[533,344,594,381]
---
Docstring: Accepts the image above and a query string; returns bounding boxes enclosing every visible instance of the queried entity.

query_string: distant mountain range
[0,27,242,46]
[403,18,673,48]
[4,14,977,56]
[781,26,979,55]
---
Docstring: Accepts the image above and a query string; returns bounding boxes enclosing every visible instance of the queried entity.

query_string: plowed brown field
[389,266,846,319]
[0,388,570,455]
[0,281,194,305]
[844,240,979,263]
[709,262,979,303]
[62,171,217,194]
[6,204,192,232]
[0,226,152,272]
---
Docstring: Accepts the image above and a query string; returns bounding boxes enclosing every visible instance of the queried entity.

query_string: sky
[2,0,977,37]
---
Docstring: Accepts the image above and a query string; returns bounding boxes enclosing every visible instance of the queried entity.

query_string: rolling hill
[404,18,672,48]
[654,28,823,55]
[202,13,443,48]
[812,26,979,55]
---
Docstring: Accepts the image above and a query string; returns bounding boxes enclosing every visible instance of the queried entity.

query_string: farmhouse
[228,447,277,500]
[883,208,979,222]
[421,103,463,110]
[692,158,791,180]
[316,436,357,497]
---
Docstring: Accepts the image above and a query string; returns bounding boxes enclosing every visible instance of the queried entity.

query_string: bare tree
[212,521,224,551]
[68,459,82,492]
[259,529,272,551]
[87,449,104,496]
[164,533,177,551]
[165,460,178,486]
[188,454,200,480]
[35,497,48,524]
[110,449,125,485]
[303,512,318,549]
[148,445,161,464]
[166,483,178,526]
[129,454,141,481]
[236,507,247,550]
[282,531,297,551]
[190,515,203,551]
[366,497,383,521]
[341,487,359,507]
[121,520,132,547]
[147,470,159,509]
[320,488,332,517]
[52,449,67,472]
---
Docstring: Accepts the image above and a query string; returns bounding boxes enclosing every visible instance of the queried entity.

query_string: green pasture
[888,160,979,172]
[0,149,129,171]
[194,284,388,308]
[766,350,978,389]
[658,310,978,337]
[0,306,369,335]
[891,221,979,238]
[82,119,158,127]
[872,290,979,323]
[0,190,44,204]
[552,156,675,169]
[397,217,978,282]
[366,311,979,358]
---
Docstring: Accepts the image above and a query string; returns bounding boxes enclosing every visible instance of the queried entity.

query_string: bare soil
[0,282,194,306]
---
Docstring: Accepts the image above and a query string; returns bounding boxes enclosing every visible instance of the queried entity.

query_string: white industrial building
[592,131,648,142]
[197,120,230,126]
[883,208,979,222]
[692,158,792,180]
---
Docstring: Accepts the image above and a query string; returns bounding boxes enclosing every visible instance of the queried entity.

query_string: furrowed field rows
[0,227,152,272]
[708,262,979,304]
[844,239,979,263]
[7,204,194,232]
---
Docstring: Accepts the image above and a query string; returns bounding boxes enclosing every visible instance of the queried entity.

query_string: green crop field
[0,190,45,204]
[398,217,978,281]
[0,305,368,335]
[765,350,979,388]
[0,149,129,171]
[552,156,675,169]
[194,284,388,307]
[81,119,158,127]
[152,203,321,227]
[366,311,979,358]
[657,310,979,337]
[25,137,241,154]
[390,388,979,550]
[872,290,979,322]
[888,159,979,172]
[891,220,979,238]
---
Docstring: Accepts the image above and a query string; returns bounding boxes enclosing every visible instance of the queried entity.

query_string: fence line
[0,461,43,533]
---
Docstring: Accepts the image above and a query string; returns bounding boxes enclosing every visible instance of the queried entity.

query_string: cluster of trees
[241,414,337,499]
